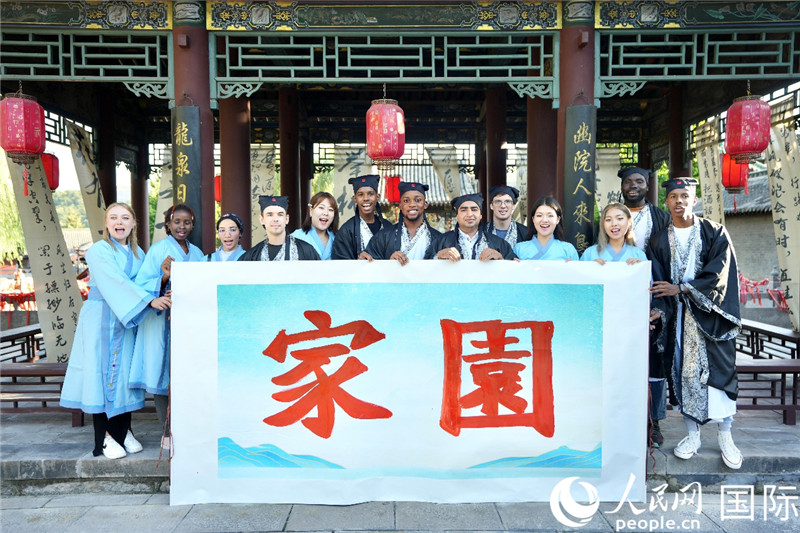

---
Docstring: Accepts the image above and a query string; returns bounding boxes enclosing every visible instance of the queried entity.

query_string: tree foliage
[0,168,25,263]
[53,190,89,228]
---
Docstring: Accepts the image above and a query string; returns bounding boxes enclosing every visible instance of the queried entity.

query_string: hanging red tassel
[22,164,29,196]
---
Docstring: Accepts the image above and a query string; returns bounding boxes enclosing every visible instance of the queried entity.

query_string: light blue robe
[580,243,647,263]
[60,240,153,417]
[129,235,204,395]
[290,228,334,260]
[207,245,245,262]
[514,238,579,261]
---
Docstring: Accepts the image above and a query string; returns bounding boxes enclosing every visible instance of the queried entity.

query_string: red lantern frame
[721,153,748,195]
[725,95,770,163]
[366,98,405,173]
[41,152,59,190]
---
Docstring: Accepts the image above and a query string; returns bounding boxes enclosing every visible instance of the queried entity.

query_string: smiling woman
[290,192,339,260]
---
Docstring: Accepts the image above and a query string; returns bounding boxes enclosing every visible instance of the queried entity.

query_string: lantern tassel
[733,194,737,213]
[22,165,29,196]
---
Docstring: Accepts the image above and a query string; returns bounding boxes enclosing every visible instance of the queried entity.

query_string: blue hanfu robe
[60,240,154,417]
[130,235,204,395]
[290,228,334,260]
[580,243,647,263]
[206,245,245,262]
[513,238,579,261]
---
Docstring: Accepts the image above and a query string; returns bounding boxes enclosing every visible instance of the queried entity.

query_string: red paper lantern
[384,176,401,203]
[366,98,405,173]
[41,153,59,190]
[214,175,221,203]
[721,153,748,195]
[725,95,770,163]
[0,92,46,165]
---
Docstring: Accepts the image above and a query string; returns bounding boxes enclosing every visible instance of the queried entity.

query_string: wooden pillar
[279,87,301,230]
[557,1,595,207]
[669,87,692,178]
[476,137,487,220]
[485,88,507,197]
[300,136,313,215]
[639,139,658,205]
[219,96,252,249]
[527,96,558,205]
[172,1,214,252]
[133,138,150,251]
[97,94,116,205]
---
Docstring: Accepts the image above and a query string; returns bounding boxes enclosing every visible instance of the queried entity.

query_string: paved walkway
[1,408,799,532]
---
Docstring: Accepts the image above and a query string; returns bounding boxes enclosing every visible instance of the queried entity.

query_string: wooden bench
[0,324,45,363]
[0,362,85,427]
[736,358,800,426]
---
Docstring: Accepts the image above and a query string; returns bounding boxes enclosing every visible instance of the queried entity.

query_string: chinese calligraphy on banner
[563,105,597,254]
[171,106,203,249]
[65,120,105,242]
[250,147,277,245]
[151,160,173,244]
[4,156,83,362]
[333,145,370,225]
[695,119,725,225]
[427,146,462,201]
[171,261,649,505]
[595,147,623,209]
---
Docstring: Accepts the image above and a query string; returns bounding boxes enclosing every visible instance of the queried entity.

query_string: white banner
[512,147,528,224]
[171,261,649,505]
[65,120,105,242]
[250,147,277,245]
[766,99,800,331]
[427,147,461,201]
[333,145,370,226]
[695,120,725,225]
[595,148,623,209]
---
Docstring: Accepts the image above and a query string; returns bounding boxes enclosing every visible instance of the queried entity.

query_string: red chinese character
[263,310,392,438]
[440,318,554,437]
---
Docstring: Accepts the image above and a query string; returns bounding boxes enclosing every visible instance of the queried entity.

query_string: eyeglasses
[492,199,514,206]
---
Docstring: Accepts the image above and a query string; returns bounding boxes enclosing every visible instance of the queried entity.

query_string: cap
[618,167,652,180]
[489,185,519,202]
[348,174,381,194]
[451,193,484,210]
[258,195,289,212]
[398,182,429,197]
[661,177,699,194]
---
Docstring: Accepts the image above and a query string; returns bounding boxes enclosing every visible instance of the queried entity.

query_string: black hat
[348,174,381,194]
[618,167,652,180]
[398,182,429,197]
[217,212,244,233]
[488,185,520,202]
[258,195,289,212]
[451,193,484,210]
[661,178,699,194]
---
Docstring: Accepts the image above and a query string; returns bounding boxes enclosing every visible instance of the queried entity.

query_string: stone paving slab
[395,502,504,530]
[496,502,613,532]
[176,503,292,532]
[1,506,89,533]
[286,502,394,531]
[44,493,151,507]
[0,495,51,509]
[63,503,191,533]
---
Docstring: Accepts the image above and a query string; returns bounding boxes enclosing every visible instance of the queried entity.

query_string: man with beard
[238,195,320,261]
[486,185,530,246]
[331,174,389,260]
[619,166,672,449]
[362,182,442,264]
[650,178,742,470]
[437,193,516,261]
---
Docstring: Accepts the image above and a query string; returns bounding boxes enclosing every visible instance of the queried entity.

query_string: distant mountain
[468,444,601,469]
[218,437,344,469]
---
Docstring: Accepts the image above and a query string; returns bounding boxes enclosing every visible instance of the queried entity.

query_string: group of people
[60,168,743,471]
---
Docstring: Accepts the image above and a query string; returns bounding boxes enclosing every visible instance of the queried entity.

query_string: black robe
[641,202,671,257]
[331,212,389,260]
[486,220,531,243]
[365,220,443,260]
[439,226,517,260]
[650,218,741,422]
[238,236,321,261]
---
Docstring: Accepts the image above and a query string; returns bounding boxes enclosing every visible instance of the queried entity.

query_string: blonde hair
[597,202,636,253]
[103,202,140,258]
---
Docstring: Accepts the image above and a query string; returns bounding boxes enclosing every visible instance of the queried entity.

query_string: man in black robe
[619,166,672,448]
[362,182,442,264]
[486,185,530,246]
[649,178,742,470]
[437,193,516,261]
[239,195,320,261]
[331,174,389,260]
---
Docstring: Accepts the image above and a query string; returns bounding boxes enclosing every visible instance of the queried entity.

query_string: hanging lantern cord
[746,80,751,97]
[383,83,387,100]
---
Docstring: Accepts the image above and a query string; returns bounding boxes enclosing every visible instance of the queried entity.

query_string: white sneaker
[718,431,743,470]
[673,432,701,460]
[102,435,127,459]
[123,430,143,454]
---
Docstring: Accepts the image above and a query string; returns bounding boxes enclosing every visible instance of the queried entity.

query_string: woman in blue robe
[290,192,338,260]
[580,202,648,264]
[130,204,204,447]
[513,197,579,261]
[206,213,246,261]
[61,203,171,459]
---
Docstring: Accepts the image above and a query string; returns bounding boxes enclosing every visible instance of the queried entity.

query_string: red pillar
[527,96,558,206]
[485,88,507,197]
[219,97,252,249]
[638,140,658,205]
[279,87,301,230]
[557,2,595,207]
[476,137,487,220]
[669,87,692,178]
[300,136,313,215]
[133,138,150,250]
[97,93,116,205]
[172,1,214,252]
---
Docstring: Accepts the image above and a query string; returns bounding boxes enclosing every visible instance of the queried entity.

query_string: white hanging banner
[333,145,370,226]
[765,99,800,331]
[250,146,277,245]
[695,119,725,225]
[65,120,105,242]
[151,160,173,244]
[512,147,528,224]
[595,148,623,209]
[427,147,461,202]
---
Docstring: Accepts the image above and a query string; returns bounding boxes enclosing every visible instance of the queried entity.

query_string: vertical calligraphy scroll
[65,120,105,242]
[333,145,369,226]
[4,156,83,362]
[595,147,623,209]
[765,99,800,331]
[171,106,203,249]
[250,146,277,245]
[151,159,173,244]
[696,119,725,225]
[513,147,528,224]
[427,147,462,202]
[563,105,597,254]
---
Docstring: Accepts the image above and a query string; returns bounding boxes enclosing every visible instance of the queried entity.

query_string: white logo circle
[549,476,600,528]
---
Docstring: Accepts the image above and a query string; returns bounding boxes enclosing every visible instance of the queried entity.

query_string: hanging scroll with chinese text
[563,105,597,254]
[65,120,105,242]
[171,106,203,249]
[696,119,725,225]
[333,145,370,226]
[250,146,277,245]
